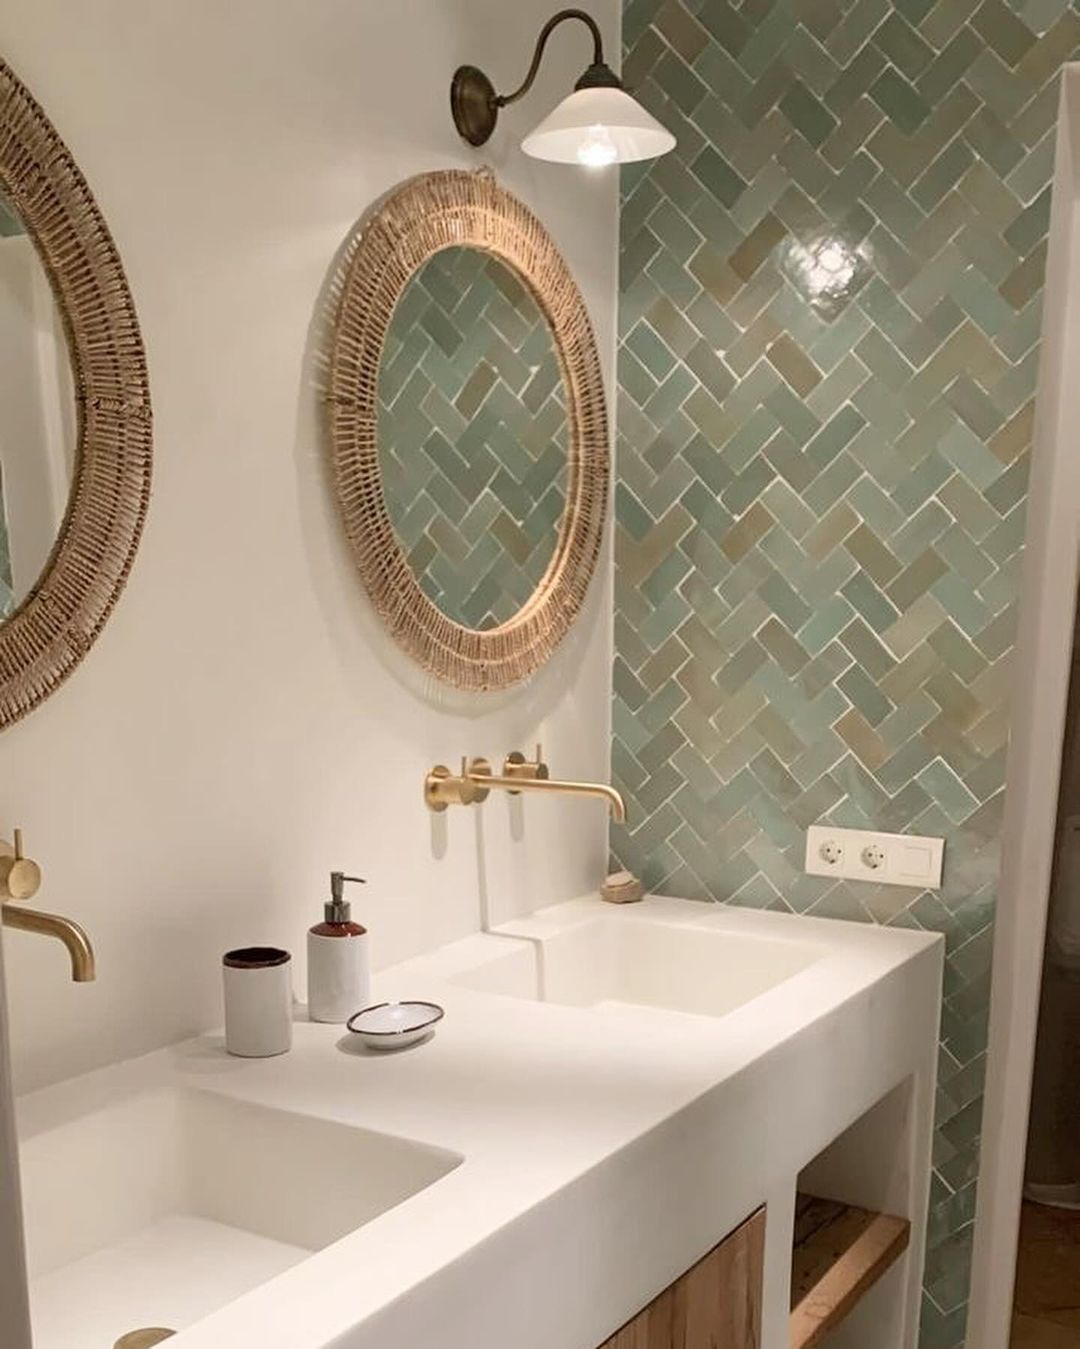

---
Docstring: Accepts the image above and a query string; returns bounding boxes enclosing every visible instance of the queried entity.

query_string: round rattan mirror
[0,60,151,729]
[328,170,608,692]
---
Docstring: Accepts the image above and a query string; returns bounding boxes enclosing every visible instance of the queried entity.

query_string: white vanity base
[16,895,943,1349]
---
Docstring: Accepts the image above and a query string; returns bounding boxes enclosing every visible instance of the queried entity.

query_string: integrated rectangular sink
[19,1086,462,1349]
[451,912,823,1019]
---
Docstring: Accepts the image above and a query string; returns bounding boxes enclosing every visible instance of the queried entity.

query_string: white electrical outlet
[818,837,844,867]
[805,825,944,889]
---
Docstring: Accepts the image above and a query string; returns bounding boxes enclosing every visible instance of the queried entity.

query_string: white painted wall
[0,0,619,1093]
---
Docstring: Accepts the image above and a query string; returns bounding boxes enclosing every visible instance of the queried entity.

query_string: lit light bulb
[576,124,618,167]
[521,88,676,165]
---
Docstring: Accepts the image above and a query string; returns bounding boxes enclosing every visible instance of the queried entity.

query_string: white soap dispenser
[307,871,370,1024]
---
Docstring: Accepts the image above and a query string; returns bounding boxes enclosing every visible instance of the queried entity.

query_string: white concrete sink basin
[448,904,823,1018]
[18,1085,461,1349]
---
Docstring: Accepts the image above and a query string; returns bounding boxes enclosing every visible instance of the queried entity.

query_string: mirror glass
[0,187,77,621]
[378,245,567,631]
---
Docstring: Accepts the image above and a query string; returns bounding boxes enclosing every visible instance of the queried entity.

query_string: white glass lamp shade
[521,86,676,166]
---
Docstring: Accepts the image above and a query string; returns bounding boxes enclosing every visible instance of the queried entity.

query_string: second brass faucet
[0,830,96,983]
[425,749,626,823]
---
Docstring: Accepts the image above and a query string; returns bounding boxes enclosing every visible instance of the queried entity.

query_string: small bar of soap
[600,870,643,904]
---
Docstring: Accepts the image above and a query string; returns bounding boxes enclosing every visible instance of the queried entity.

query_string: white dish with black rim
[347,1001,444,1050]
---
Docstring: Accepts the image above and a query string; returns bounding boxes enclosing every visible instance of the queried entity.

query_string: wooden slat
[792,1195,847,1250]
[790,1193,910,1349]
[600,1208,766,1349]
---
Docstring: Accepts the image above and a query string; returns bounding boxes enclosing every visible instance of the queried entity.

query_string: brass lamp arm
[495,9,609,108]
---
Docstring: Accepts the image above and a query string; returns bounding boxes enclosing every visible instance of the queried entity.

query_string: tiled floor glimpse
[1012,1201,1080,1347]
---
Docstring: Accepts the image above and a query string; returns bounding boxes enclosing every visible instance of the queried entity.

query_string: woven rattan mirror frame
[328,169,608,692]
[0,60,151,729]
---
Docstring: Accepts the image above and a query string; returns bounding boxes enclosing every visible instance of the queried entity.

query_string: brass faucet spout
[472,772,626,823]
[2,903,96,982]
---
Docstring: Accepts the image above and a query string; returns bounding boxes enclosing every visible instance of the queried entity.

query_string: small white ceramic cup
[223,947,293,1057]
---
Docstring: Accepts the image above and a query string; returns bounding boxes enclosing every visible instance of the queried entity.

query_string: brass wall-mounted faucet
[0,830,96,982]
[425,750,626,822]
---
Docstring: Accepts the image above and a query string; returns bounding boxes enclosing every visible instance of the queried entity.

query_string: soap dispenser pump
[307,872,369,1024]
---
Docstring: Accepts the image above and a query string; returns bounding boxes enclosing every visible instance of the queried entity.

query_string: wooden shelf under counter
[790,1193,911,1349]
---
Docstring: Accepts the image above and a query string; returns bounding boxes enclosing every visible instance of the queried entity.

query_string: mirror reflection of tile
[0,187,21,616]
[0,190,22,238]
[0,462,12,619]
[378,245,568,631]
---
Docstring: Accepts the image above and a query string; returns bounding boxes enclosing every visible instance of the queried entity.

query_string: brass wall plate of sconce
[0,59,152,730]
[327,169,609,692]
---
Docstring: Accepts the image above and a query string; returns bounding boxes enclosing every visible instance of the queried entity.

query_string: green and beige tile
[612,0,1076,1342]
[380,246,566,630]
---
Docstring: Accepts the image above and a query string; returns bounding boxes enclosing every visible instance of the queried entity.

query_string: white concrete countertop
[16,895,944,1349]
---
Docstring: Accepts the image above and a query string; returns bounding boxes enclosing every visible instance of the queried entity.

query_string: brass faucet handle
[425,764,459,813]
[424,756,492,811]
[502,744,550,789]
[0,829,42,902]
[464,756,492,804]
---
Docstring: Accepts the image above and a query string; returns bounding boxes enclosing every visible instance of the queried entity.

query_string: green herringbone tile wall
[379,245,566,630]
[613,0,1080,1342]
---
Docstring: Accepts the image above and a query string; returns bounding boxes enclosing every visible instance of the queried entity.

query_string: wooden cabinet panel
[598,1208,766,1349]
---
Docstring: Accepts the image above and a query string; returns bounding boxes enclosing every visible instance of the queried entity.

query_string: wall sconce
[451,7,676,166]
